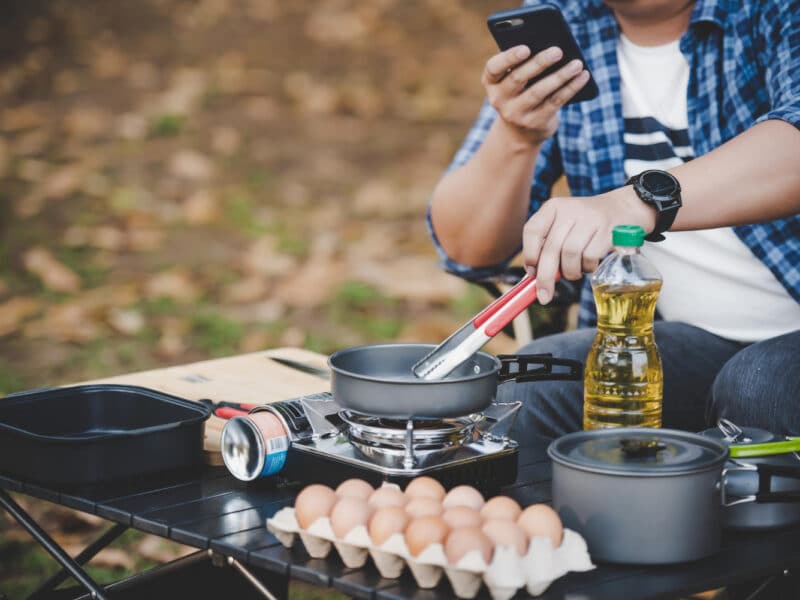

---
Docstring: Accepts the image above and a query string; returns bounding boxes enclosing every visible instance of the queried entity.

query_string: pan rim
[327,342,501,384]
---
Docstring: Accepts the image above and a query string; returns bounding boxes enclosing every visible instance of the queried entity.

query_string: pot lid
[548,428,729,476]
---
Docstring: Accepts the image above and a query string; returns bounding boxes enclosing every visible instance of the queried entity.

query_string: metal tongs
[412,273,549,380]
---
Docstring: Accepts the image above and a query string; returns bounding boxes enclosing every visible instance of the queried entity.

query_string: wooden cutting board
[81,347,330,464]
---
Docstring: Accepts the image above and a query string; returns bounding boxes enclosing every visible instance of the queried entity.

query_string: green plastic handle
[729,438,800,458]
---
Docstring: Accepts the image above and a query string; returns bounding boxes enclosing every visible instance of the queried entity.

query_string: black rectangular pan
[0,384,211,485]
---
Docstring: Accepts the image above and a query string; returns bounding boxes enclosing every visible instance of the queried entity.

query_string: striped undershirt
[617,34,800,342]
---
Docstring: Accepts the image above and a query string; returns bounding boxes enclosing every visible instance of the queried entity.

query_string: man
[428,0,800,438]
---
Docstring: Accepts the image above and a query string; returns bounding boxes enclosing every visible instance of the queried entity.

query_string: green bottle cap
[612,225,646,247]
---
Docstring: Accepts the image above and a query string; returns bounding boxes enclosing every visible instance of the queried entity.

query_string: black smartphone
[487,4,599,104]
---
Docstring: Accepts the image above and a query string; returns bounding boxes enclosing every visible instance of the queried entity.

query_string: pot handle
[722,462,800,506]
[497,354,583,384]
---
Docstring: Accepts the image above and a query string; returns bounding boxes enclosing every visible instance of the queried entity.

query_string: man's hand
[482,45,591,147]
[523,187,657,303]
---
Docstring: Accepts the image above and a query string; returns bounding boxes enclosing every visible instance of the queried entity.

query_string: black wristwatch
[625,170,682,242]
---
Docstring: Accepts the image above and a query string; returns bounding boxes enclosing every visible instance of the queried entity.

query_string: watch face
[641,170,678,196]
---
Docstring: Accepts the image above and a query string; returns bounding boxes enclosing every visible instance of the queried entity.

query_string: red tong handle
[215,406,249,419]
[476,272,561,337]
[473,274,535,328]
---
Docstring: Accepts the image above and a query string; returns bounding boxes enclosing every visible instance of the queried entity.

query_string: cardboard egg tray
[266,506,595,599]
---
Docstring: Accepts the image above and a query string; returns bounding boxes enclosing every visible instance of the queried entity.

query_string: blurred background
[0,0,568,596]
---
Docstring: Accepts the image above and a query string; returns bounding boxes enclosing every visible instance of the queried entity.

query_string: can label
[250,412,290,477]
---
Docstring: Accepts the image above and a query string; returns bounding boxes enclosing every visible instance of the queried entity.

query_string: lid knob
[619,438,667,458]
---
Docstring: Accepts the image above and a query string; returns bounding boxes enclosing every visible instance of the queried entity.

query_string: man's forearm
[430,119,540,266]
[670,119,800,229]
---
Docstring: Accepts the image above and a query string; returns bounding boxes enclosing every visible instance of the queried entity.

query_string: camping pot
[702,419,800,530]
[549,428,728,565]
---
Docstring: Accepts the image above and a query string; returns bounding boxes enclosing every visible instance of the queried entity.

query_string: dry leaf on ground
[0,297,43,336]
[23,302,104,343]
[92,548,136,570]
[182,189,219,224]
[349,255,467,304]
[240,236,297,277]
[221,275,269,304]
[1,104,47,131]
[144,270,200,303]
[136,535,196,563]
[63,107,110,139]
[23,247,82,293]
[156,317,190,358]
[272,259,345,308]
[107,308,145,335]
[169,150,215,181]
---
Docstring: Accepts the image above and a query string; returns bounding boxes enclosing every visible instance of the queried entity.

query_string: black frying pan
[328,343,582,419]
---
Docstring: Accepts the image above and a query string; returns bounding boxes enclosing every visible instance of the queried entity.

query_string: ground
[0,1,570,596]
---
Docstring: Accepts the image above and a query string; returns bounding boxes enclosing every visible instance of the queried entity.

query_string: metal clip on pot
[722,461,800,507]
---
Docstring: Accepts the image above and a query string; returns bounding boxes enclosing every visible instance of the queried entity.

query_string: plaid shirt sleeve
[753,0,800,130]
[427,100,564,279]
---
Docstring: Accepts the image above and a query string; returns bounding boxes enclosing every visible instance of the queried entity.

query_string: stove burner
[339,411,478,469]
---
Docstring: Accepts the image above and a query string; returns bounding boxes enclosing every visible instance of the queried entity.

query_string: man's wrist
[612,186,658,234]
[493,118,543,156]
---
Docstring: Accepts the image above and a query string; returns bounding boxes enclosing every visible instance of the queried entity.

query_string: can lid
[612,225,646,247]
[221,416,265,481]
[548,428,728,476]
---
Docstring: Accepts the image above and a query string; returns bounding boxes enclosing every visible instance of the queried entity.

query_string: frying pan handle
[497,354,583,384]
[723,462,800,506]
[755,463,800,504]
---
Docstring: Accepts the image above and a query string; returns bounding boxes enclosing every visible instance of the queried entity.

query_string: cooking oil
[584,225,663,430]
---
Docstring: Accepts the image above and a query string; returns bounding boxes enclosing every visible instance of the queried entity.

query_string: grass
[223,190,268,238]
[0,527,157,599]
[191,312,245,357]
[149,113,186,137]
[0,364,29,395]
[55,246,109,289]
[328,281,405,342]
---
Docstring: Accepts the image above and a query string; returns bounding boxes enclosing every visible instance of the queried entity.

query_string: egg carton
[266,507,594,599]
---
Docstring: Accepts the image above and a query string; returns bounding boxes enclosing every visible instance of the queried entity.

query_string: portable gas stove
[256,392,521,492]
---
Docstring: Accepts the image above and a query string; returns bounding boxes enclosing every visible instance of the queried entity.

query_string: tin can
[221,412,290,481]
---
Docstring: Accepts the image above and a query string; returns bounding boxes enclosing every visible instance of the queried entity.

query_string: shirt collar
[688,0,729,29]
[582,0,729,29]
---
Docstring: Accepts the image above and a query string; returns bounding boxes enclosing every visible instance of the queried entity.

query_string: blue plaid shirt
[430,0,800,327]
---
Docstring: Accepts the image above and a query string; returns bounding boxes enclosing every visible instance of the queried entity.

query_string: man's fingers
[522,208,556,274]
[484,45,531,84]
[546,70,590,110]
[520,59,584,108]
[582,229,612,273]
[535,221,574,305]
[561,225,595,281]
[499,46,564,92]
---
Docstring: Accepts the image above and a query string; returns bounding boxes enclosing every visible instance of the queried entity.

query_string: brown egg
[330,497,372,539]
[294,484,337,529]
[404,476,446,500]
[405,516,449,557]
[368,486,408,510]
[405,497,443,519]
[517,504,564,547]
[336,478,374,500]
[481,519,528,556]
[442,506,482,529]
[369,506,409,546]
[442,485,485,510]
[480,496,522,521]
[444,527,493,565]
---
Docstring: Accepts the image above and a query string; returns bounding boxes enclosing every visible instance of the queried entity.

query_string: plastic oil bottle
[584,225,663,429]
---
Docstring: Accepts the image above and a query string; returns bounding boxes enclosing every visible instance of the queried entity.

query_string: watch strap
[625,174,680,242]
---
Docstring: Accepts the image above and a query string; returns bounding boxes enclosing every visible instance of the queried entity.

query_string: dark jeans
[500,322,800,440]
